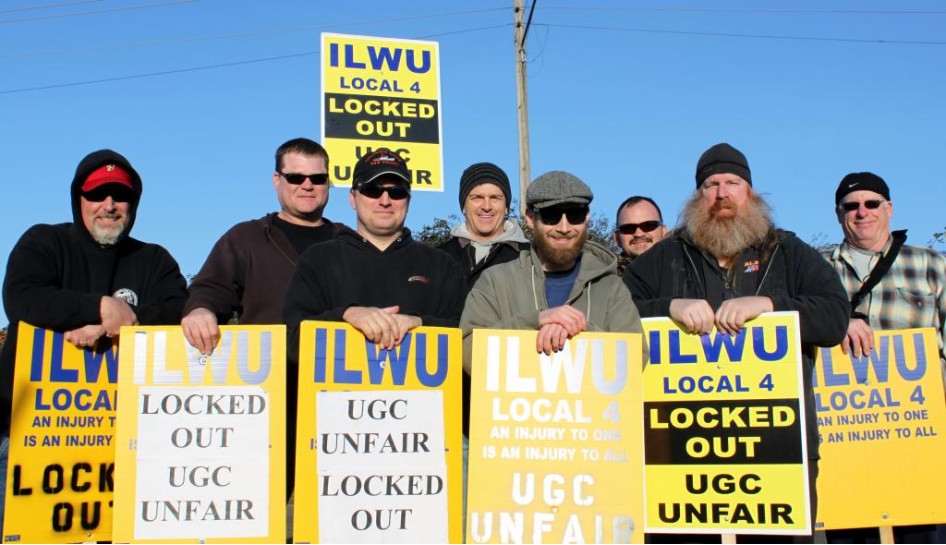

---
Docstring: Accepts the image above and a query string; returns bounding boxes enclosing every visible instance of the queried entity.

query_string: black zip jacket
[0,150,187,434]
[438,236,528,296]
[624,229,849,458]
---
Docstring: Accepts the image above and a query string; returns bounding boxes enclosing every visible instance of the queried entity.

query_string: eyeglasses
[82,186,134,203]
[839,199,886,212]
[533,206,588,225]
[616,220,662,235]
[357,184,410,200]
[278,171,329,185]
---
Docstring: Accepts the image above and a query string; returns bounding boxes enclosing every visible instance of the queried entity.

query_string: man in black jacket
[624,143,849,543]
[182,138,340,355]
[438,162,528,294]
[0,149,187,523]
[284,148,465,350]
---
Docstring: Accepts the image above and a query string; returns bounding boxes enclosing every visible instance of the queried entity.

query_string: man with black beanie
[438,162,528,294]
[625,142,849,543]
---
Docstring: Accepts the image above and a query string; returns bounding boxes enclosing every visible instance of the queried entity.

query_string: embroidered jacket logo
[408,276,430,285]
[113,288,139,306]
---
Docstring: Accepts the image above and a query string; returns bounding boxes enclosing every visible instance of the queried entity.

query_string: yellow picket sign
[321,32,444,191]
[467,329,645,544]
[642,312,811,536]
[112,325,286,544]
[3,323,117,543]
[293,321,462,544]
[815,327,946,530]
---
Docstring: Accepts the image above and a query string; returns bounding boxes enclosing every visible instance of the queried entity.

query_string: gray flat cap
[526,171,594,209]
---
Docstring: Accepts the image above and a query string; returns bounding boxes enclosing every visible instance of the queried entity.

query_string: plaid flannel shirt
[823,241,946,373]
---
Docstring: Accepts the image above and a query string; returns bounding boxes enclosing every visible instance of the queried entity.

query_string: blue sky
[2,1,944,326]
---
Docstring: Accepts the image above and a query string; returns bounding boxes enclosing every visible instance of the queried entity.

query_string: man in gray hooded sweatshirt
[438,162,529,295]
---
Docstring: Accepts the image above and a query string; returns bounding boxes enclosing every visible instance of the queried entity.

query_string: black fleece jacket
[0,150,187,434]
[624,229,849,458]
[438,236,528,296]
[283,226,466,361]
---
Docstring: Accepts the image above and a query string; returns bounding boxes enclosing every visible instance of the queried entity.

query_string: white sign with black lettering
[133,386,270,539]
[316,390,448,543]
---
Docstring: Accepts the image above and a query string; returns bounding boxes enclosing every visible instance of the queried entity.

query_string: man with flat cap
[439,162,528,294]
[0,149,187,523]
[823,172,946,544]
[462,170,644,362]
[625,143,849,542]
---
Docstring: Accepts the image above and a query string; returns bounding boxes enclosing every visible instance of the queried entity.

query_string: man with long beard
[462,170,643,361]
[624,143,849,543]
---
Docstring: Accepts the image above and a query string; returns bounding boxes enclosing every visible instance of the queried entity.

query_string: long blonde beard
[683,191,773,260]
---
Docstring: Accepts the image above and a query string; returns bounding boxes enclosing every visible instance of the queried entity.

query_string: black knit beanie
[458,162,511,209]
[695,143,752,187]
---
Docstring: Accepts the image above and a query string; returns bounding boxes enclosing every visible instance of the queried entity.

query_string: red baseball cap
[81,164,134,192]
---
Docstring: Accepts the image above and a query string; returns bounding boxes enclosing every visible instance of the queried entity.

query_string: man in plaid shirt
[823,171,946,544]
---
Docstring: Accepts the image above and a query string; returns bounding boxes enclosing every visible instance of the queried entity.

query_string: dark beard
[534,228,588,270]
[683,191,773,259]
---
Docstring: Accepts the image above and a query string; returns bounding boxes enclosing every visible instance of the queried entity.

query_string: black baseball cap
[353,148,411,187]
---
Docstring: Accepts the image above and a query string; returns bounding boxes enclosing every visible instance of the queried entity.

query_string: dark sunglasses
[534,206,588,225]
[839,199,885,212]
[278,171,329,185]
[82,186,134,203]
[357,184,410,200]
[616,220,662,235]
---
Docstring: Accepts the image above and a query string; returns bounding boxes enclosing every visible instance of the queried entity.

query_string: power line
[0,51,317,95]
[521,0,537,46]
[540,5,946,15]
[0,0,196,25]
[0,24,511,95]
[536,22,946,46]
[0,1,103,15]
[2,7,509,59]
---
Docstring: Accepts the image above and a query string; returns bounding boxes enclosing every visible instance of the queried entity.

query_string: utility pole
[514,0,533,218]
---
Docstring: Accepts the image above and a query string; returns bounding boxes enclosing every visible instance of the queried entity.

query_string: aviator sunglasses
[616,220,662,235]
[357,184,410,200]
[278,171,329,185]
[534,206,589,225]
[839,199,886,213]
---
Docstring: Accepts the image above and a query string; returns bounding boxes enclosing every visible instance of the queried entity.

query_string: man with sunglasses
[625,143,848,543]
[612,195,668,273]
[823,172,946,545]
[283,148,465,352]
[182,138,341,355]
[0,149,187,524]
[461,170,644,360]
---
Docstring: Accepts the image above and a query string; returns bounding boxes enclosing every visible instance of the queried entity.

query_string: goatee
[683,191,773,259]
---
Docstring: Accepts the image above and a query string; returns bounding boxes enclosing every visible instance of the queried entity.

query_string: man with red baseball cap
[0,149,187,524]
